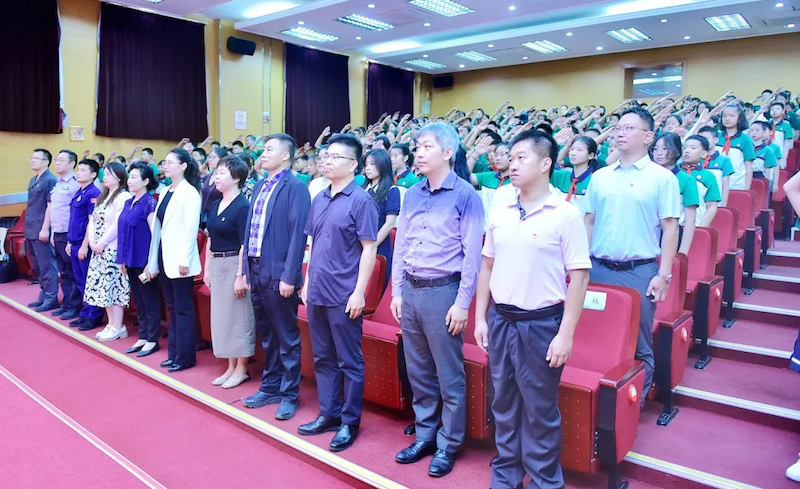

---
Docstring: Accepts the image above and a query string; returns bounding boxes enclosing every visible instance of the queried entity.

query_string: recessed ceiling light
[788,23,797,28]
[409,0,474,17]
[298,21,305,24]
[522,56,528,60]
[605,27,651,43]
[596,46,603,51]
[652,72,657,75]
[368,3,376,7]
[522,40,568,54]
[454,50,497,62]
[423,54,428,57]
[487,44,494,47]
[705,13,750,32]
[566,32,573,36]
[356,36,362,40]
[144,0,164,3]
[683,35,691,39]
[403,58,446,69]
[424,22,431,26]
[282,27,339,43]
[660,19,668,23]
[337,14,394,31]
[459,64,465,68]
[508,5,516,10]
[676,84,682,87]
[775,2,785,7]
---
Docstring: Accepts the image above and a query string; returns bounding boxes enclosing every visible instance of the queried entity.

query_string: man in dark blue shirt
[25,149,59,312]
[298,133,378,453]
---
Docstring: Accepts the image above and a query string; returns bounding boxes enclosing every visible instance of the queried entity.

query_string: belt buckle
[606,260,620,271]
[412,277,420,287]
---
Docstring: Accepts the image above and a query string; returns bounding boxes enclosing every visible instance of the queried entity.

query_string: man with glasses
[583,107,680,404]
[46,150,82,320]
[469,141,512,226]
[298,133,378,453]
[391,122,484,478]
[25,149,59,312]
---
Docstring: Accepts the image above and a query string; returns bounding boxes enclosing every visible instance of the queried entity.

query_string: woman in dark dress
[117,162,161,357]
[200,147,226,229]
[203,155,255,389]
[361,148,400,291]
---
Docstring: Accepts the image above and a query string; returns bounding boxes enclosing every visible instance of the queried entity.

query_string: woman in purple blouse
[117,162,161,357]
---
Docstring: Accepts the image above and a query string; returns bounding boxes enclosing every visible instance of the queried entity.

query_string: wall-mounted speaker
[433,75,454,89]
[227,36,256,56]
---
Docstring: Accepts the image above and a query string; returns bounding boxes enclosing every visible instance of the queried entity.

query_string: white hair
[416,122,460,156]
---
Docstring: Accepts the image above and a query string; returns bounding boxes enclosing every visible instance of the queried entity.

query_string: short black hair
[265,133,297,163]
[59,149,78,166]
[232,141,244,148]
[328,133,363,172]
[685,135,710,152]
[78,158,100,176]
[507,105,515,111]
[94,153,105,164]
[128,161,158,191]
[620,107,655,131]
[374,135,391,150]
[34,148,52,166]
[770,101,786,111]
[752,120,772,131]
[218,154,250,189]
[697,126,718,138]
[142,148,153,156]
[762,89,774,95]
[211,141,221,148]
[534,122,553,135]
[510,129,559,177]
[584,127,601,137]
[193,147,206,158]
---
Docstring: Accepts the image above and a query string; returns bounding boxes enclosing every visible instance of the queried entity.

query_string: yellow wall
[430,33,800,115]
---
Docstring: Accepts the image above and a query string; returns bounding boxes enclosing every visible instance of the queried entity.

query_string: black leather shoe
[35,300,59,313]
[330,424,359,452]
[60,309,79,320]
[51,306,66,316]
[136,343,160,357]
[297,415,342,436]
[78,320,101,331]
[243,390,281,409]
[428,450,457,477]
[125,344,145,354]
[28,299,44,308]
[167,363,194,373]
[160,359,174,368]
[275,400,299,420]
[404,424,416,436]
[69,317,88,328]
[395,441,437,464]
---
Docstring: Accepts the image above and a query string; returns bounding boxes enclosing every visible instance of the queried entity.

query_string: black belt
[496,302,564,321]
[594,257,656,271]
[212,251,239,258]
[753,171,765,178]
[248,256,261,264]
[405,272,460,288]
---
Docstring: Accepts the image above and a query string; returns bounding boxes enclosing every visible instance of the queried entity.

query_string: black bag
[0,256,18,283]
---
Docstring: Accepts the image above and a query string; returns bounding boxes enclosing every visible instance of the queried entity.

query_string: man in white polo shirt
[584,107,681,402]
[474,129,591,489]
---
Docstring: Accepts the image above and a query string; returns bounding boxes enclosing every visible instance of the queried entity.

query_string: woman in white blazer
[146,147,202,373]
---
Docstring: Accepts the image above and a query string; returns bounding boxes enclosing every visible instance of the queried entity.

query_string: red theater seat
[711,207,744,328]
[651,253,693,426]
[684,228,724,370]
[5,210,35,278]
[361,283,407,410]
[726,191,762,294]
[461,300,493,440]
[772,169,793,240]
[560,284,646,488]
[192,232,209,347]
[787,148,798,174]
[749,178,774,265]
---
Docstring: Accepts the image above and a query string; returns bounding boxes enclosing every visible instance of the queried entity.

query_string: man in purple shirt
[66,159,104,330]
[391,122,484,477]
[298,133,378,453]
[46,150,82,320]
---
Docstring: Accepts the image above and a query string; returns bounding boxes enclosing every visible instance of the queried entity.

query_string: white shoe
[787,454,800,482]
[98,325,128,342]
[95,325,112,340]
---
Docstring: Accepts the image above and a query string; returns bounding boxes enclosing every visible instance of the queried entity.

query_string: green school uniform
[394,169,420,188]
[753,143,778,175]
[691,167,722,203]
[550,168,572,193]
[355,174,366,186]
[473,154,492,173]
[474,172,511,190]
[295,172,311,185]
[772,119,795,143]
[786,110,800,131]
[669,165,700,227]
[718,131,756,190]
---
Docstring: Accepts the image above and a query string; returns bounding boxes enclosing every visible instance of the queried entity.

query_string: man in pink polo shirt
[474,129,591,489]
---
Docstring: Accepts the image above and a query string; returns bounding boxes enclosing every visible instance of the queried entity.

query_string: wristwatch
[657,272,673,283]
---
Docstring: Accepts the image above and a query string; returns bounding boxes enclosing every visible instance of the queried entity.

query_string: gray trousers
[401,280,466,453]
[489,305,564,489]
[589,258,657,398]
[26,238,58,302]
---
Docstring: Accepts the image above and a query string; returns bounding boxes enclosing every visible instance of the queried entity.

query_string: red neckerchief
[722,132,738,155]
[566,169,592,202]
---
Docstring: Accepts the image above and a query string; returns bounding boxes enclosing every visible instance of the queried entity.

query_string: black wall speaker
[227,36,256,56]
[433,75,454,89]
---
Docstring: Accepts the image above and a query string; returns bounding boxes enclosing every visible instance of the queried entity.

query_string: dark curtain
[0,0,61,133]
[367,63,414,126]
[285,43,350,146]
[96,3,207,142]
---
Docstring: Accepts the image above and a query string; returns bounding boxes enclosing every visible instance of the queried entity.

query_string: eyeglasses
[31,156,47,161]
[611,125,649,135]
[320,154,355,163]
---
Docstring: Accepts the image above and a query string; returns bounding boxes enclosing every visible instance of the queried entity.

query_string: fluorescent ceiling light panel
[281,27,339,42]
[633,75,683,85]
[453,51,497,62]
[337,14,394,32]
[704,13,750,31]
[605,0,694,16]
[403,58,447,69]
[605,27,650,43]
[370,40,421,54]
[244,1,297,19]
[144,0,163,3]
[522,40,568,54]
[409,0,473,17]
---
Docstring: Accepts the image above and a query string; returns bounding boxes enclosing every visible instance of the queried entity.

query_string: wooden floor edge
[0,293,408,489]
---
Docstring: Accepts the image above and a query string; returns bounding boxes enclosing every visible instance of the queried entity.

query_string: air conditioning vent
[754,14,800,27]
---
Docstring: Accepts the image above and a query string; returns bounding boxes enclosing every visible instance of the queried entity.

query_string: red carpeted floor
[712,319,798,352]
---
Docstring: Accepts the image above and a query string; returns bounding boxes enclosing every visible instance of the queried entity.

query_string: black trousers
[26,238,58,302]
[127,266,162,343]
[158,253,196,366]
[249,260,301,402]
[53,233,80,309]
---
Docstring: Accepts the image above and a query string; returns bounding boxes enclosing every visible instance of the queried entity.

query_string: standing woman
[200,147,226,229]
[83,162,132,342]
[203,155,255,388]
[146,148,202,373]
[361,149,400,291]
[117,162,161,357]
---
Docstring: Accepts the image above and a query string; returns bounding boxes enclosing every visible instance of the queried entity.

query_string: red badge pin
[629,182,634,188]
[532,232,538,239]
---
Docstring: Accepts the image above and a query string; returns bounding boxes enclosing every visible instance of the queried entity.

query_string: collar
[669,165,680,175]
[268,167,290,184]
[396,169,410,179]
[58,173,76,184]
[508,189,561,216]
[572,167,592,182]
[708,151,720,160]
[421,170,457,192]
[754,142,766,151]
[612,154,651,171]
[724,131,742,140]
[324,178,358,198]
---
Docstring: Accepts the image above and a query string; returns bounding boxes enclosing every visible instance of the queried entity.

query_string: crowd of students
[21,86,800,485]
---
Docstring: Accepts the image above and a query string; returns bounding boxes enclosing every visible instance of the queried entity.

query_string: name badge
[583,291,607,311]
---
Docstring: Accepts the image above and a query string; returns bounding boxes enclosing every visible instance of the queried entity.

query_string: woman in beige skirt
[203,155,255,389]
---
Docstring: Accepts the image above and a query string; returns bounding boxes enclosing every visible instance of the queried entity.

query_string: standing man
[391,122,484,477]
[298,133,378,452]
[584,107,680,400]
[241,134,311,422]
[25,149,59,312]
[47,150,82,320]
[474,130,591,489]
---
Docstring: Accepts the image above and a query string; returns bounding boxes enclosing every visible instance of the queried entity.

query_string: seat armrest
[656,310,693,331]
[598,360,646,465]
[697,275,724,288]
[600,361,645,390]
